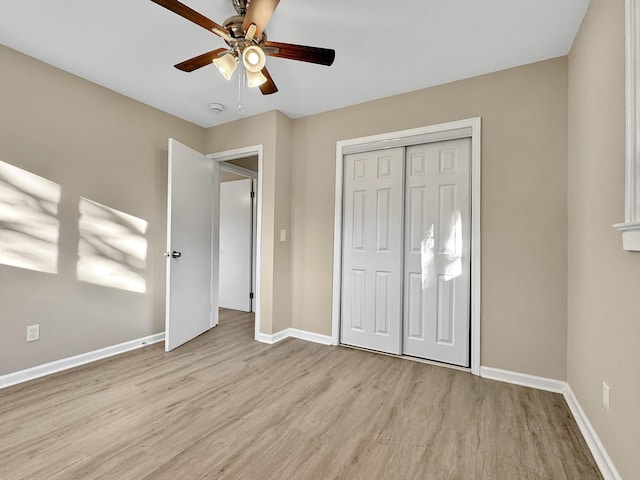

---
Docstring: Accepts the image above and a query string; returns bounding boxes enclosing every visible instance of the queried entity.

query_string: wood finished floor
[0,309,601,480]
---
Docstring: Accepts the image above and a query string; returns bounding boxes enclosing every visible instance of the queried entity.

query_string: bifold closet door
[340,147,404,354]
[403,138,471,366]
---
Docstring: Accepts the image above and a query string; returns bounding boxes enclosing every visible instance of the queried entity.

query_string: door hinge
[249,292,254,299]
[250,191,255,198]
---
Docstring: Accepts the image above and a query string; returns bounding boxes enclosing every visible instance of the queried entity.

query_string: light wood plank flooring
[0,309,601,479]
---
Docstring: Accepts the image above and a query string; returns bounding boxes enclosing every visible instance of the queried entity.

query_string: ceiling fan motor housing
[224,15,248,39]
[223,15,266,55]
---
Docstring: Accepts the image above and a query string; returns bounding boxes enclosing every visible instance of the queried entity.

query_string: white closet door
[341,148,404,354]
[403,138,471,366]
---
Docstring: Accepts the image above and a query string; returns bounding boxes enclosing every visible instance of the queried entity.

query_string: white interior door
[219,178,252,311]
[340,147,404,354]
[165,139,218,352]
[403,138,471,366]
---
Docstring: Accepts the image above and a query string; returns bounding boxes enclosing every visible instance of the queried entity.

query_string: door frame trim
[331,118,482,375]
[209,145,263,342]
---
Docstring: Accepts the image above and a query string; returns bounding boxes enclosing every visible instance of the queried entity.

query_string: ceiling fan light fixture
[213,53,238,81]
[155,0,336,98]
[242,45,266,73]
[246,69,267,88]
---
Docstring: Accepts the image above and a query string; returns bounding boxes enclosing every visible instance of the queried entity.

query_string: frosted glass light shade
[213,54,237,81]
[242,46,266,73]
[246,69,267,88]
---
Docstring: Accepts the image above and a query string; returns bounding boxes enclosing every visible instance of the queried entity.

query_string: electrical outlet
[26,324,39,342]
[602,382,610,412]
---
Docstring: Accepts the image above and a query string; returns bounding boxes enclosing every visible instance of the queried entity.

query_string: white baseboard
[564,386,623,480]
[255,329,290,345]
[255,328,333,346]
[0,332,165,390]
[480,366,567,393]
[480,366,622,480]
[287,328,333,345]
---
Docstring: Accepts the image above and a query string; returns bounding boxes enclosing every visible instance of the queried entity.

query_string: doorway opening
[210,145,263,342]
[331,119,481,375]
[218,158,257,313]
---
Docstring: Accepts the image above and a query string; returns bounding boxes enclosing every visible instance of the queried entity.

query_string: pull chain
[237,64,246,115]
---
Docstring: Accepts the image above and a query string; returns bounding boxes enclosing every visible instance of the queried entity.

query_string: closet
[340,138,471,367]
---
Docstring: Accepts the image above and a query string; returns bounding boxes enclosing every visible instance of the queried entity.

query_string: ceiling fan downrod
[232,0,249,15]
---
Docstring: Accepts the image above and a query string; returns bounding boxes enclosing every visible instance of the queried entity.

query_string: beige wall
[0,45,204,375]
[204,111,293,334]
[219,171,246,183]
[220,155,259,182]
[2,9,636,475]
[2,14,636,476]
[568,0,640,478]
[290,58,569,380]
[226,155,258,172]
[1,44,570,384]
[272,113,293,332]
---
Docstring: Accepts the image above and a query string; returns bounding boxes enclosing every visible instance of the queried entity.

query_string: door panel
[219,179,252,311]
[340,148,404,354]
[402,138,471,366]
[165,139,217,352]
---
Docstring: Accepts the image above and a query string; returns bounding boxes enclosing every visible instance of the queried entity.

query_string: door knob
[165,251,182,258]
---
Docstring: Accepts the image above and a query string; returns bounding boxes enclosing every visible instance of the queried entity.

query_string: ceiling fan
[151,0,336,95]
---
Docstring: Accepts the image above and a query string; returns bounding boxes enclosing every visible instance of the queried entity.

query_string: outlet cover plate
[26,324,39,342]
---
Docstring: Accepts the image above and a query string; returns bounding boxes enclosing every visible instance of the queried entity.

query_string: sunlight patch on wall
[0,161,60,274]
[77,198,148,293]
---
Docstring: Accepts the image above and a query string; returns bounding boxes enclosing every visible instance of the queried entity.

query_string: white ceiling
[0,0,590,128]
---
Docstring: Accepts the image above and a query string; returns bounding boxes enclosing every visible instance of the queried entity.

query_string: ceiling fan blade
[150,0,227,38]
[242,0,280,38]
[174,48,228,72]
[262,41,335,66]
[259,67,278,95]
